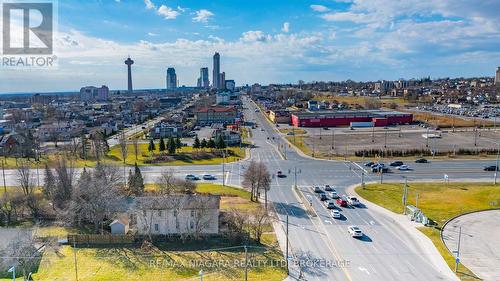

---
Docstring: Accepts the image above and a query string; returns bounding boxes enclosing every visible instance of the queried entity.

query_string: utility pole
[495,143,500,184]
[73,240,79,281]
[384,130,388,148]
[361,172,365,189]
[402,177,408,215]
[454,226,462,273]
[426,127,430,148]
[371,125,375,143]
[286,215,289,275]
[331,130,335,150]
[244,245,249,281]
[474,127,478,146]
[2,160,6,194]
[222,151,225,186]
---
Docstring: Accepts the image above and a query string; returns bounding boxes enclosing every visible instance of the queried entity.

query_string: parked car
[331,210,341,219]
[390,161,404,167]
[325,185,334,191]
[347,196,360,206]
[484,165,499,171]
[314,186,323,193]
[336,198,348,207]
[330,191,339,199]
[185,174,200,181]
[202,174,216,180]
[326,201,336,209]
[415,158,428,163]
[396,165,412,171]
[320,193,328,201]
[323,127,329,130]
[348,226,363,238]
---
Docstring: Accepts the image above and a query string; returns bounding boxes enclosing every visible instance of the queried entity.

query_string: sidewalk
[348,183,459,281]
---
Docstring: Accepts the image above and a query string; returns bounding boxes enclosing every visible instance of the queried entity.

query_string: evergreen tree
[168,137,177,154]
[193,136,201,149]
[159,138,166,152]
[42,164,56,207]
[216,135,226,149]
[201,138,208,148]
[208,138,216,149]
[148,139,156,153]
[128,163,145,195]
[175,137,182,149]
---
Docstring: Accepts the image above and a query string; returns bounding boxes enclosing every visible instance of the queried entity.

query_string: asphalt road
[442,210,500,281]
[3,96,498,280]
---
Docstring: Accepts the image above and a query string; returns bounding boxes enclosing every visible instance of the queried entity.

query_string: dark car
[390,161,404,167]
[484,165,499,171]
[325,185,333,191]
[277,171,287,178]
[415,158,429,163]
[364,162,375,167]
[320,194,328,201]
[372,166,389,173]
[336,198,348,207]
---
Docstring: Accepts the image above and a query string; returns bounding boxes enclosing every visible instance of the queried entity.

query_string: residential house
[134,194,220,236]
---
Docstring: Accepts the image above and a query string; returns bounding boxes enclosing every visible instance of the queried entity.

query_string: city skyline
[0,0,499,93]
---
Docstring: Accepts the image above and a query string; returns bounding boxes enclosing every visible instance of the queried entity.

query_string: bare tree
[226,208,248,240]
[132,138,139,160]
[242,161,271,208]
[189,195,217,239]
[68,168,122,233]
[119,131,128,165]
[16,160,39,218]
[42,164,57,210]
[249,207,271,243]
[94,162,122,187]
[242,161,258,202]
[156,169,177,195]
[1,229,42,279]
[53,158,75,209]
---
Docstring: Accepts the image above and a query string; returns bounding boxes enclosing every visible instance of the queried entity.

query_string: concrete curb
[348,182,459,281]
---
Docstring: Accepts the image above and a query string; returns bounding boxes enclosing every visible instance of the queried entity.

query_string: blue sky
[0,0,499,93]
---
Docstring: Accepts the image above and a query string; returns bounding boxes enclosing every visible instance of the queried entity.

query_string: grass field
[278,128,307,135]
[1,144,246,169]
[1,184,284,281]
[312,94,410,108]
[356,182,500,280]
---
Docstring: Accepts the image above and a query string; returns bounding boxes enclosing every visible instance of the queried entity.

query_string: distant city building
[80,85,109,101]
[225,80,235,91]
[495,67,500,86]
[219,72,226,90]
[216,91,240,105]
[199,67,209,88]
[251,83,262,94]
[125,57,134,93]
[374,80,394,93]
[212,52,221,89]
[166,68,177,90]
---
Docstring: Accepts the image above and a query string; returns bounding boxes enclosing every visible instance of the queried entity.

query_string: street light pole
[222,151,225,186]
[495,143,500,185]
[455,226,462,273]
[371,125,375,143]
[286,215,289,275]
[402,177,408,215]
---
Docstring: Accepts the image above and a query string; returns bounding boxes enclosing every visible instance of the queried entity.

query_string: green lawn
[1,183,284,281]
[356,182,500,280]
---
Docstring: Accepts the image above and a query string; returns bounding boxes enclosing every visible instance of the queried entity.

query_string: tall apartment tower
[495,67,500,86]
[212,52,221,89]
[219,72,226,90]
[124,57,134,93]
[200,67,210,88]
[166,67,177,90]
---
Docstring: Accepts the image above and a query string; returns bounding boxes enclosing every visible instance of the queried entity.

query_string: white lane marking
[358,267,370,275]
[324,220,332,225]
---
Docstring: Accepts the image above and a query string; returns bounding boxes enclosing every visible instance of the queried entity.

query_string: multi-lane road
[3,96,497,280]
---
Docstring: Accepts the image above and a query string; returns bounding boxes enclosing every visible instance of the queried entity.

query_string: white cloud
[144,0,155,10]
[177,6,187,13]
[193,9,214,23]
[282,22,290,33]
[310,4,330,12]
[157,5,180,20]
[241,31,271,42]
[147,32,158,36]
[320,12,374,23]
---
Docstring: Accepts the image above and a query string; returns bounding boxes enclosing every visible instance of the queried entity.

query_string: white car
[202,174,216,180]
[347,196,360,206]
[348,226,363,238]
[332,209,341,219]
[397,165,412,171]
[326,201,336,209]
[330,191,339,199]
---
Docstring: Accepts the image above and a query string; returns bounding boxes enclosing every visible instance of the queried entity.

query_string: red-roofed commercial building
[291,110,412,127]
[195,106,238,125]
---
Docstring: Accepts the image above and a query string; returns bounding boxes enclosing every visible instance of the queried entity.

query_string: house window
[190,221,194,229]
[191,210,195,217]
[154,224,159,232]
[158,210,162,217]
[173,210,178,217]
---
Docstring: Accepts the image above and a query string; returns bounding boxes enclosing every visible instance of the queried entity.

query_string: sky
[0,0,499,93]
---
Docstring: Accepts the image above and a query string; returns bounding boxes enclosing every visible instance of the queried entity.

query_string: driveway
[442,209,500,281]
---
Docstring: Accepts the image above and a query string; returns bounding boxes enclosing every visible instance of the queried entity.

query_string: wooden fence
[67,234,136,246]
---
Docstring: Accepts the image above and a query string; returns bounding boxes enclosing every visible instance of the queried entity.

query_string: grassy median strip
[356,182,500,280]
